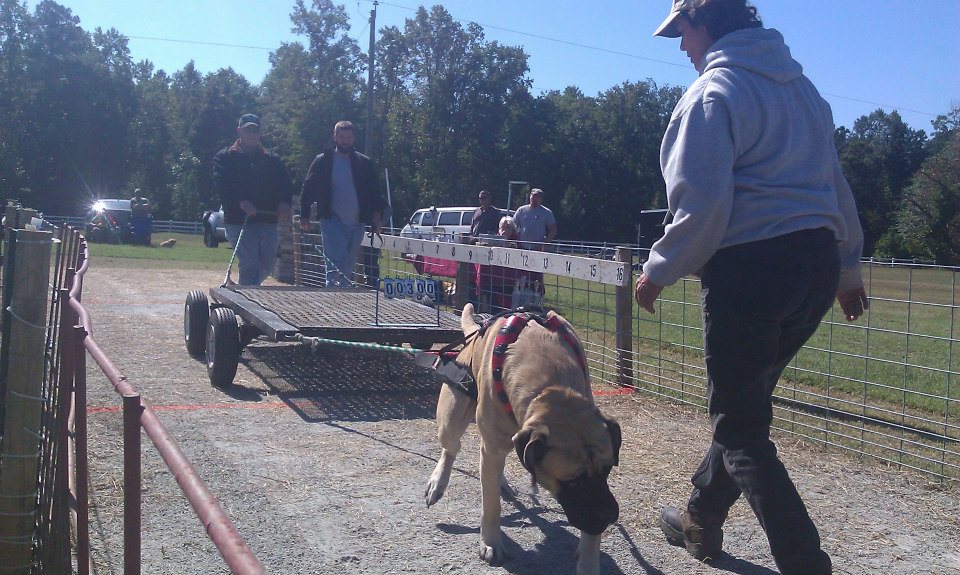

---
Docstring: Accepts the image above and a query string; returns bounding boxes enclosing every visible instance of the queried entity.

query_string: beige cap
[653,0,696,38]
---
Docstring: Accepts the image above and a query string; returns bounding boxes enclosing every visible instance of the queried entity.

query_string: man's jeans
[688,227,838,575]
[319,217,365,287]
[225,222,278,286]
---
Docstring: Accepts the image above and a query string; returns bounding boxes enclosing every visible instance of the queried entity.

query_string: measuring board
[365,234,629,287]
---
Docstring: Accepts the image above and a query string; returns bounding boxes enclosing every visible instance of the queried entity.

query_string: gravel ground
[79,259,959,575]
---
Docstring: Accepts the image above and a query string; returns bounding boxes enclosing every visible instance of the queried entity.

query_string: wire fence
[293,228,959,483]
[0,219,80,572]
[0,220,267,574]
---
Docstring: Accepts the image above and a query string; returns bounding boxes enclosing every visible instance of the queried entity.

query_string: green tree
[261,0,365,194]
[128,62,174,217]
[0,0,32,206]
[837,110,927,255]
[378,5,530,219]
[896,132,960,263]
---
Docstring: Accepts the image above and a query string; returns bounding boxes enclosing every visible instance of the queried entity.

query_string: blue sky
[31,0,960,133]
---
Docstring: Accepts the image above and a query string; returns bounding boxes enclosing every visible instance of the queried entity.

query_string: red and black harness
[428,306,589,423]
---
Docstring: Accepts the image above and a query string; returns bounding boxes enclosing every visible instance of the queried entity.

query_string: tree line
[1,0,957,260]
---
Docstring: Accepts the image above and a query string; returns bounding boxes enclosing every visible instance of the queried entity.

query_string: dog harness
[490,309,589,422]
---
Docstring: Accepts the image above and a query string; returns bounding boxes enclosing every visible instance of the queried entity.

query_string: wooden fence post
[0,229,53,574]
[454,237,472,310]
[615,246,634,387]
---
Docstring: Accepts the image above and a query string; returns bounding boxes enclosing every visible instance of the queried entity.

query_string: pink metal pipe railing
[65,235,266,575]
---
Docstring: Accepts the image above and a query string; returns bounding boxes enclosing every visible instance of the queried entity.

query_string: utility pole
[365,1,378,155]
[507,180,528,212]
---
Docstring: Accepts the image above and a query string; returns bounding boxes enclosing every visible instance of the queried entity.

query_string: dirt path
[80,261,958,575]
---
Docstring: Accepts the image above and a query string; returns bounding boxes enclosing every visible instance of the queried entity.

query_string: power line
[365,0,940,119]
[127,35,273,51]
[372,0,687,70]
[127,5,940,120]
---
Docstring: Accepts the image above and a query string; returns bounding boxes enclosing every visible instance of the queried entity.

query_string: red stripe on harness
[491,315,527,418]
[489,312,590,421]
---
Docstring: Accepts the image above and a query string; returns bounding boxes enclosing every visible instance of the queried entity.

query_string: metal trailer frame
[183,284,463,387]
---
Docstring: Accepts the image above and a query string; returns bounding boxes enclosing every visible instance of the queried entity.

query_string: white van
[399,206,475,240]
[400,206,514,241]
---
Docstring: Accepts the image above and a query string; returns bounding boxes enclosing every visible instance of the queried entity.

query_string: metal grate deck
[209,286,462,346]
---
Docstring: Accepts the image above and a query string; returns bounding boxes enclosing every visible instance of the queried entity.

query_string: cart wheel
[206,307,241,387]
[184,290,209,357]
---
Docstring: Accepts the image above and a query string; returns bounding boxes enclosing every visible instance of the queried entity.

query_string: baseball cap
[238,113,260,128]
[653,0,696,38]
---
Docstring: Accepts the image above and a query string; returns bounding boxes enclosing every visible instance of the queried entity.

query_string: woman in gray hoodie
[636,2,869,574]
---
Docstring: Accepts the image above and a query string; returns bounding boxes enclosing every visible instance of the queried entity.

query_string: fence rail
[42,215,205,235]
[293,229,959,483]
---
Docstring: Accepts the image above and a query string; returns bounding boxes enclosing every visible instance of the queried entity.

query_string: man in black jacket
[213,114,292,285]
[470,190,502,240]
[300,121,384,287]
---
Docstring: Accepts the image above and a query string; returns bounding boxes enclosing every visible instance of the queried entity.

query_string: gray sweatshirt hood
[703,27,802,84]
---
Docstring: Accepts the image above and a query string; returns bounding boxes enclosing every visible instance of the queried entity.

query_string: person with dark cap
[299,120,384,287]
[636,2,868,574]
[213,113,293,285]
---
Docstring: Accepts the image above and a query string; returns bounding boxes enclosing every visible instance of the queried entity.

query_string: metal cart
[183,285,462,387]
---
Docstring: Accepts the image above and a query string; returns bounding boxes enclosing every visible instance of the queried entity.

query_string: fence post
[123,392,143,575]
[0,229,53,574]
[47,287,75,572]
[454,236,472,310]
[615,246,634,387]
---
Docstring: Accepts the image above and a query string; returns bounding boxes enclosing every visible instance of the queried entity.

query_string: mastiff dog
[425,304,621,575]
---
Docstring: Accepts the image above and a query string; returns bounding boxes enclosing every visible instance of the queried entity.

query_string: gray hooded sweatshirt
[643,27,864,293]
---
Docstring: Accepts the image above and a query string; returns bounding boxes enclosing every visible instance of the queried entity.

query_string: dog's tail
[461,303,480,336]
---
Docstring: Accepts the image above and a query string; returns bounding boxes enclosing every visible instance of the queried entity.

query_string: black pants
[689,228,837,575]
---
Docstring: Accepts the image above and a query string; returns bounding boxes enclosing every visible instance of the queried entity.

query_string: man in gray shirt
[514,188,557,250]
[300,121,384,286]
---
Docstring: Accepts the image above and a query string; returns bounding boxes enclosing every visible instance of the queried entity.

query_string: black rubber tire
[204,227,219,248]
[184,290,209,356]
[206,307,240,387]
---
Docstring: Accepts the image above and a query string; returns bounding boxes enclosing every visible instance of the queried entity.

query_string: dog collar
[490,311,589,424]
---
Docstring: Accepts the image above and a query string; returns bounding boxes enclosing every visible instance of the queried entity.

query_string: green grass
[521,266,960,435]
[86,232,233,266]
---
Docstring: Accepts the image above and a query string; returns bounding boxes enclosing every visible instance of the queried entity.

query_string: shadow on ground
[241,342,445,422]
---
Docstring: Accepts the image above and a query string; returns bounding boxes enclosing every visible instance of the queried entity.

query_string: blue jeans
[319,217,366,287]
[225,222,278,286]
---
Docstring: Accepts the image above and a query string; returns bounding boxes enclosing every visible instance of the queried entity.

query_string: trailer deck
[208,285,462,346]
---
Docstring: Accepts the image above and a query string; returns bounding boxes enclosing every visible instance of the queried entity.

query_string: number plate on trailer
[382,278,441,302]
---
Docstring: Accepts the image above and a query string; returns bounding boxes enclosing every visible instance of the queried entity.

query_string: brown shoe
[659,506,723,561]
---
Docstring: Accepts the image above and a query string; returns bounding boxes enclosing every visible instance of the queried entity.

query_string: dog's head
[513,387,622,535]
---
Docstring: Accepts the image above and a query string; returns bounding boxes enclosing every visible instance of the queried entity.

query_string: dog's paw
[479,542,506,566]
[424,478,447,507]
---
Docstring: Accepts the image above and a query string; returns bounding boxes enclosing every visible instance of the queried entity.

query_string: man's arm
[299,155,321,230]
[545,222,557,242]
